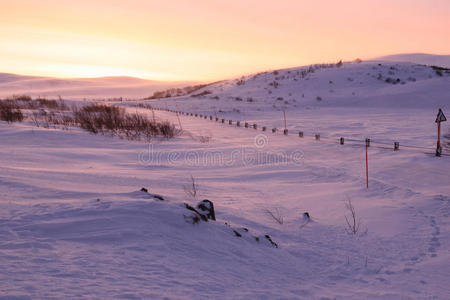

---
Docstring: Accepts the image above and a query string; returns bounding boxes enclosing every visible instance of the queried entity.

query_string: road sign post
[435,108,447,157]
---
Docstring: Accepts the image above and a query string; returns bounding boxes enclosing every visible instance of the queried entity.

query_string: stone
[197,199,216,221]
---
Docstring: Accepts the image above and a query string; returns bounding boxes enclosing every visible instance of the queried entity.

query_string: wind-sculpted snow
[1,59,450,298]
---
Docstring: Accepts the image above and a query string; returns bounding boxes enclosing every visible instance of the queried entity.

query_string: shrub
[191,90,212,98]
[2,96,68,111]
[73,104,175,139]
[0,102,24,123]
[158,121,176,138]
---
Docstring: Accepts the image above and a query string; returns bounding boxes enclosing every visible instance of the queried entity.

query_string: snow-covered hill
[149,60,450,112]
[378,53,450,68]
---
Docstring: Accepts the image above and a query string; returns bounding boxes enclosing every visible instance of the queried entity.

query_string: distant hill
[377,53,450,68]
[0,73,198,100]
[145,59,450,115]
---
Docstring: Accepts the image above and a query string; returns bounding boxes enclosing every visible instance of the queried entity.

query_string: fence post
[340,137,344,145]
[315,134,320,140]
[262,126,267,131]
[253,124,257,130]
[236,121,240,127]
[298,131,303,138]
[283,129,288,135]
[272,128,277,133]
[394,142,399,151]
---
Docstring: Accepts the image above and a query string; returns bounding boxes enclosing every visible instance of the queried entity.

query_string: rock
[184,203,208,222]
[153,195,164,201]
[303,212,310,220]
[265,234,278,248]
[197,199,216,221]
[233,230,242,237]
[140,187,148,193]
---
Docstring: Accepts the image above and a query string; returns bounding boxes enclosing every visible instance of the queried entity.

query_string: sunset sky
[1,0,449,81]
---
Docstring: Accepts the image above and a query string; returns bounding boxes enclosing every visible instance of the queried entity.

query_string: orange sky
[1,0,449,81]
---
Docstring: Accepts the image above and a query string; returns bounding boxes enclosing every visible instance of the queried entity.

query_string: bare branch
[264,208,284,225]
[344,199,366,235]
[183,175,198,199]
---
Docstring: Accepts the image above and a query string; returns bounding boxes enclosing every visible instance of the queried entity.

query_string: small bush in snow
[0,102,24,123]
[264,208,284,225]
[344,200,367,236]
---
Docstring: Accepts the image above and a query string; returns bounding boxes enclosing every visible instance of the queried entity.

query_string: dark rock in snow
[140,187,148,193]
[265,234,278,248]
[184,203,208,222]
[197,199,216,221]
[233,230,242,237]
[153,195,164,201]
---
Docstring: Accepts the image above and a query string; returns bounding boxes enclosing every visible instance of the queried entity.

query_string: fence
[149,107,449,157]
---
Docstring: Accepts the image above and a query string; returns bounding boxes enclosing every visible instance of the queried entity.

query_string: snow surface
[1,59,450,299]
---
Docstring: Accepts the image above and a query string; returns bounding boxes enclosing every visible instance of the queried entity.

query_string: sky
[0,0,449,81]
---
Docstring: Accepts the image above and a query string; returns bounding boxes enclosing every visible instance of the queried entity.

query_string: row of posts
[157,108,401,151]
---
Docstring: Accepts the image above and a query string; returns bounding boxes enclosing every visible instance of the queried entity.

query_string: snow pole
[365,139,369,189]
[283,110,287,131]
[151,108,156,123]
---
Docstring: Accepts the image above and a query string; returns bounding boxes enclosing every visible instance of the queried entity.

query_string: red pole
[365,145,369,189]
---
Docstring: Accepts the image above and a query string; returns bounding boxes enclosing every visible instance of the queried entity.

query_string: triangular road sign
[436,109,447,123]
